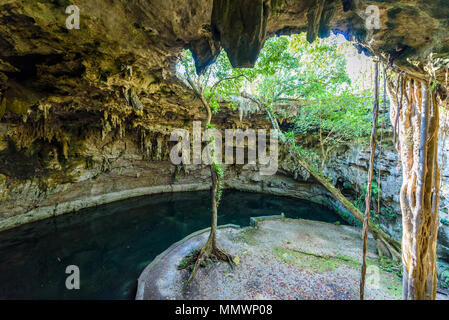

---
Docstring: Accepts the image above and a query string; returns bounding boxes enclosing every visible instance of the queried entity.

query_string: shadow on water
[0,190,347,299]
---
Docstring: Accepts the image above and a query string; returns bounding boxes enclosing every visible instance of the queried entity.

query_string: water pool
[0,190,347,299]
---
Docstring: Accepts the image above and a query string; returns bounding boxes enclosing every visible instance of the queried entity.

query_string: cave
[1,0,449,303]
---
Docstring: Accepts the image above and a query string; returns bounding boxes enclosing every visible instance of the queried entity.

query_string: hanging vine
[360,60,380,300]
[386,73,441,300]
[377,64,387,215]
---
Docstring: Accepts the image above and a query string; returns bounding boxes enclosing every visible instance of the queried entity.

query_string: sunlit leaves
[176,33,375,151]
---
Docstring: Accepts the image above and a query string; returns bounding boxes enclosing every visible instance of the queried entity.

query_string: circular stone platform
[136,217,405,300]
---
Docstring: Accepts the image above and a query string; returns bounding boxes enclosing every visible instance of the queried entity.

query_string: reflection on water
[0,190,347,299]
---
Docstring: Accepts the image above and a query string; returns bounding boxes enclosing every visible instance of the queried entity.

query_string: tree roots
[180,238,234,285]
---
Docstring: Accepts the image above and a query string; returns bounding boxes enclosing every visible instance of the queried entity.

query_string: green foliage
[382,206,397,219]
[441,218,449,226]
[178,34,381,154]
[284,131,296,144]
[213,161,224,203]
[178,48,252,110]
[177,36,305,110]
[286,34,376,159]
[178,34,379,155]
[209,100,220,113]
[178,249,200,270]
[293,91,372,138]
[293,144,320,171]
[213,162,224,178]
[378,256,402,278]
[431,81,439,92]
[441,270,449,289]
[352,181,397,223]
[178,34,391,219]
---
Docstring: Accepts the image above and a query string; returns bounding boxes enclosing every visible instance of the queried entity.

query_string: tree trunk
[207,163,219,251]
[320,140,326,170]
[185,79,233,284]
[387,76,440,300]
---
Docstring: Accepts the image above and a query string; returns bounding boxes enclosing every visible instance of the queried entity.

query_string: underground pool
[0,190,348,299]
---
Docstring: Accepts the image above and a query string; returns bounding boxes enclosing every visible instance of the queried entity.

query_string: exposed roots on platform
[179,234,234,285]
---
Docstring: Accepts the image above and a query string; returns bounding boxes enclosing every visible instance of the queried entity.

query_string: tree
[176,33,401,283]
[176,37,300,282]
[283,34,374,169]
[387,75,441,300]
[292,88,372,169]
[177,50,241,283]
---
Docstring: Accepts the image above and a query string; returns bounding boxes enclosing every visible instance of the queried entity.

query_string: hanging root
[360,60,380,300]
[387,75,441,299]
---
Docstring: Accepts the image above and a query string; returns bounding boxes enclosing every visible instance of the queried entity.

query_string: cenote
[0,190,347,300]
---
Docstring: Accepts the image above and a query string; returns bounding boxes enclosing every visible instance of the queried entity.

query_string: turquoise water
[0,190,347,299]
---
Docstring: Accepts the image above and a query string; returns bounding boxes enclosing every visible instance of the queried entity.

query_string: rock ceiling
[0,0,448,119]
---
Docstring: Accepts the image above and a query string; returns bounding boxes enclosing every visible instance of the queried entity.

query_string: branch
[210,74,250,94]
[272,97,307,104]
[186,76,211,128]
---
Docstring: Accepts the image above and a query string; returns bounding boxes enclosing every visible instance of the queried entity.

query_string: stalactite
[38,103,51,121]
[62,137,69,160]
[140,128,146,152]
[306,0,325,43]
[144,134,152,159]
[360,61,379,300]
[101,119,112,141]
[156,135,163,161]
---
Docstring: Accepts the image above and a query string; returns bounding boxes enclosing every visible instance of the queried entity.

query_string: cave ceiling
[0,0,448,122]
